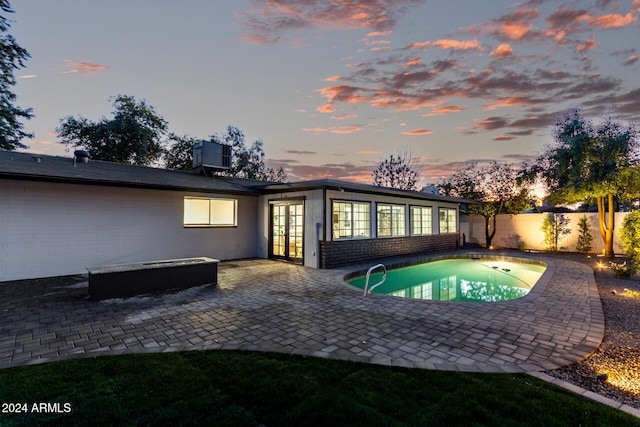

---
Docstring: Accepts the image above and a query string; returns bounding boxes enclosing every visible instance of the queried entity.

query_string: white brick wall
[0,180,258,281]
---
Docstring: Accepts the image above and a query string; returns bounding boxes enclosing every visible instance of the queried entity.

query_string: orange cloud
[361,38,391,46]
[357,150,382,155]
[367,30,392,37]
[405,56,421,67]
[584,11,637,28]
[489,43,514,59]
[500,22,534,40]
[482,97,530,110]
[63,60,109,75]
[370,46,391,52]
[432,39,482,51]
[407,40,431,49]
[325,75,343,82]
[331,113,357,120]
[494,135,517,141]
[423,105,466,116]
[401,129,433,135]
[317,103,335,113]
[302,125,362,134]
[576,35,597,52]
[18,74,37,79]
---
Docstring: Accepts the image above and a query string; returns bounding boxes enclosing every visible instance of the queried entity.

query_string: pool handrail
[363,263,387,296]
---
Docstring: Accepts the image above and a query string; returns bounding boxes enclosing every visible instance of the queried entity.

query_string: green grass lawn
[0,350,638,426]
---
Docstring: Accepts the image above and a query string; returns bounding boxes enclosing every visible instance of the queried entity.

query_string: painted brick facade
[319,234,460,268]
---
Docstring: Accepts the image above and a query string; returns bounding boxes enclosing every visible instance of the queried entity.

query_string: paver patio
[0,251,604,373]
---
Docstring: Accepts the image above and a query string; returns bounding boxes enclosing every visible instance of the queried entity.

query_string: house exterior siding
[0,179,257,281]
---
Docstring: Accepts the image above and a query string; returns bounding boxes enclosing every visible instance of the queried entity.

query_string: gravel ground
[545,254,640,410]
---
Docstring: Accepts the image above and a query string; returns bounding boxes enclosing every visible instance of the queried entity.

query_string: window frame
[183,197,238,227]
[410,205,433,236]
[331,200,371,240]
[376,203,406,237]
[438,207,458,234]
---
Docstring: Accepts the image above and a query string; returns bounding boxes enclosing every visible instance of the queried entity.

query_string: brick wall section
[320,234,460,268]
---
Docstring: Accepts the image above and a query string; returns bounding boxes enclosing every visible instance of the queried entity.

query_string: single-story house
[0,150,471,281]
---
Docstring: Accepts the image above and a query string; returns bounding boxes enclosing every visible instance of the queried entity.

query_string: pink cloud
[547,6,638,34]
[63,60,109,75]
[238,0,424,44]
[464,8,539,41]
[624,54,639,66]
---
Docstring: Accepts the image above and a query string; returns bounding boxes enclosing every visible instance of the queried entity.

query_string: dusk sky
[10,0,640,186]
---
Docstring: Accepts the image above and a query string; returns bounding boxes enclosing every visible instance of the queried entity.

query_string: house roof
[0,150,255,194]
[258,178,479,205]
[0,150,477,205]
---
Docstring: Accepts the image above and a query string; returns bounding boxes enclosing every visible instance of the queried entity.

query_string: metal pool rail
[363,263,387,296]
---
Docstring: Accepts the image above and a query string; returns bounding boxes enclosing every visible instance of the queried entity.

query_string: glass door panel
[270,202,304,263]
[272,205,287,257]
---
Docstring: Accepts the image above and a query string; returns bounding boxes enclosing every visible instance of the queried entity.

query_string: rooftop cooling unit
[192,141,232,174]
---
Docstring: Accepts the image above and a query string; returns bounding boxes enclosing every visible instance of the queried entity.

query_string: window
[184,197,237,226]
[439,208,457,233]
[332,201,370,239]
[377,204,405,237]
[410,206,432,235]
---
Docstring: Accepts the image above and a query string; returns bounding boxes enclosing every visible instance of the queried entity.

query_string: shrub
[575,215,593,254]
[621,211,640,263]
[609,261,638,278]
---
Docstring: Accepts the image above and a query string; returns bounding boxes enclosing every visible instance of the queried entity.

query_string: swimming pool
[347,256,546,302]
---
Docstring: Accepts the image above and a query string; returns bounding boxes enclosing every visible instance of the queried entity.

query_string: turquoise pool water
[348,258,546,302]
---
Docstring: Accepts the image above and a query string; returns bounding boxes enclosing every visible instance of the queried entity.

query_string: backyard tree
[440,161,531,248]
[532,108,639,257]
[164,133,199,170]
[213,125,287,182]
[372,151,420,191]
[0,0,34,150]
[541,213,571,252]
[57,95,168,166]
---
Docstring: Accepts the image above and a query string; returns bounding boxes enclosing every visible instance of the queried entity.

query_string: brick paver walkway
[0,251,604,373]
